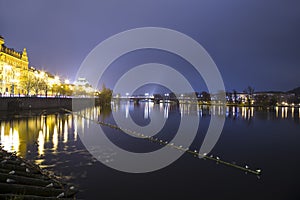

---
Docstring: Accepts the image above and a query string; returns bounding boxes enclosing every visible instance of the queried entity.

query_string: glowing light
[74,116,78,141]
[52,125,58,151]
[12,129,19,154]
[212,105,216,116]
[4,64,12,70]
[0,123,4,139]
[37,130,44,156]
[68,115,73,129]
[164,104,169,118]
[40,71,45,77]
[81,117,85,134]
[125,101,130,118]
[0,125,19,154]
[63,121,68,143]
[64,79,70,84]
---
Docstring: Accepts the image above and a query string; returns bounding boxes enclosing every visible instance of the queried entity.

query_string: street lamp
[10,79,18,97]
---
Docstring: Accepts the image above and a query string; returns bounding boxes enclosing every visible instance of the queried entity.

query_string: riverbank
[0,97,98,111]
[198,102,300,108]
[0,148,77,199]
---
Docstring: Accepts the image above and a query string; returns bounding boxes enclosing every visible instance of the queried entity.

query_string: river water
[0,102,299,199]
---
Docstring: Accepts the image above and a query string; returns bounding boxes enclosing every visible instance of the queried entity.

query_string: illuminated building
[74,77,96,96]
[0,35,63,96]
[0,35,97,97]
[0,35,28,96]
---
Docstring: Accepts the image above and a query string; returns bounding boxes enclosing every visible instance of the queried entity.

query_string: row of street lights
[1,64,100,97]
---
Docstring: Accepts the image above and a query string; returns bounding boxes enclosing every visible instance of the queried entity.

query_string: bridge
[113,94,198,104]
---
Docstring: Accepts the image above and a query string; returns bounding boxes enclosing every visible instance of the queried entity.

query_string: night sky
[1,0,299,92]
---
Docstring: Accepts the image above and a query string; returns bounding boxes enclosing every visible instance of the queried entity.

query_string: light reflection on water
[0,113,79,159]
[0,102,299,199]
[0,103,299,159]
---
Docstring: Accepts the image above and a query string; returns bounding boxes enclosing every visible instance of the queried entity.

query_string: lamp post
[10,79,18,97]
[11,82,14,97]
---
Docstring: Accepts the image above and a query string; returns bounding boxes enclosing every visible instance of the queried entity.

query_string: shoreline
[0,97,99,111]
[0,148,77,199]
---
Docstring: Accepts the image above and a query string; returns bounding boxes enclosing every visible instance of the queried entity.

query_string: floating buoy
[6,178,16,183]
[72,110,263,177]
[57,192,64,198]
[46,183,54,188]
[8,170,15,175]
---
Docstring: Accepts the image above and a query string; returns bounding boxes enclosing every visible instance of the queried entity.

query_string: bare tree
[244,86,255,106]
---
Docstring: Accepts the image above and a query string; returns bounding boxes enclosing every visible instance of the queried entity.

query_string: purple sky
[1,0,299,92]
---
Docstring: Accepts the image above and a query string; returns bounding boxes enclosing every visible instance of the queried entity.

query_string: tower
[21,48,28,62]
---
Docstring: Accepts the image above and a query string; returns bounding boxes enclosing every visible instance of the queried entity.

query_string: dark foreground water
[0,102,300,199]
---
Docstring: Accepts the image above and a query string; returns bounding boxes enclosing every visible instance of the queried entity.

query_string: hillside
[288,87,300,95]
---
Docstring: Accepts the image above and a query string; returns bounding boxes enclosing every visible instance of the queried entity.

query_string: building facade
[0,36,63,97]
[0,36,29,96]
[0,35,100,97]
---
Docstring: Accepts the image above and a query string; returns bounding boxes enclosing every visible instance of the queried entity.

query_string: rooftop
[0,45,22,59]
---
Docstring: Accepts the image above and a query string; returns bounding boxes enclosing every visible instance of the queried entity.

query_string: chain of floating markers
[62,108,262,177]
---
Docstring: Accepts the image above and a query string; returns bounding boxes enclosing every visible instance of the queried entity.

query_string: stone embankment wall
[0,97,97,111]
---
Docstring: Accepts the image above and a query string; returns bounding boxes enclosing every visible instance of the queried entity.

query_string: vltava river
[0,101,299,199]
